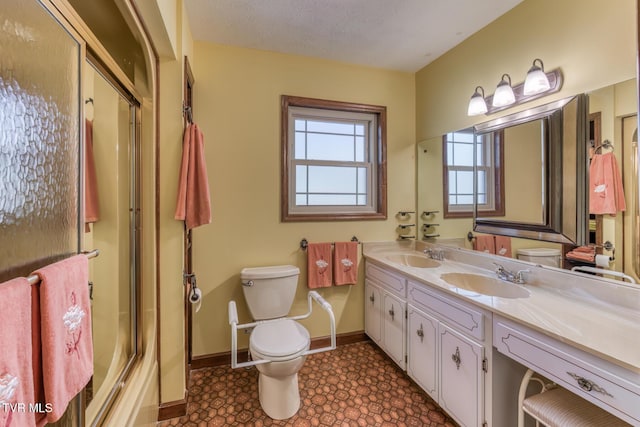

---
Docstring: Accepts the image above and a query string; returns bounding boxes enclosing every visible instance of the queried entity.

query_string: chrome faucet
[424,248,445,261]
[493,263,530,284]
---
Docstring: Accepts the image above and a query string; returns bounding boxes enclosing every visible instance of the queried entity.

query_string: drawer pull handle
[452,347,461,370]
[567,372,613,398]
[389,305,395,320]
[369,293,375,303]
[416,324,424,342]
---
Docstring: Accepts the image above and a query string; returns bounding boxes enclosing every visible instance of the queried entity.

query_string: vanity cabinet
[407,306,438,397]
[365,260,525,427]
[494,315,640,425]
[407,280,488,427]
[364,263,407,369]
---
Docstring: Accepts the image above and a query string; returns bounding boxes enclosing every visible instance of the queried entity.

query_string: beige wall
[190,43,416,356]
[416,0,636,242]
[153,0,194,405]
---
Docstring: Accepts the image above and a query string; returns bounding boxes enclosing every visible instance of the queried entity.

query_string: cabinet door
[407,305,438,399]
[383,291,406,369]
[439,324,484,427]
[364,280,382,344]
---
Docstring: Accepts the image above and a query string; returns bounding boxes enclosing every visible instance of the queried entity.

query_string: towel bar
[26,249,100,285]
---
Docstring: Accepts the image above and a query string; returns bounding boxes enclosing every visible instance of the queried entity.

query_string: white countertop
[363,241,640,374]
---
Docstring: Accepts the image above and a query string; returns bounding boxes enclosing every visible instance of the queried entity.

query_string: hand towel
[333,242,358,286]
[33,255,93,423]
[307,243,333,289]
[589,152,626,215]
[473,235,495,254]
[84,119,100,232]
[494,236,512,257]
[566,245,596,263]
[0,278,36,427]
[175,123,212,229]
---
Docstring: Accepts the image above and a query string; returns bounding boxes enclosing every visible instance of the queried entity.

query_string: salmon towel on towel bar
[175,123,212,229]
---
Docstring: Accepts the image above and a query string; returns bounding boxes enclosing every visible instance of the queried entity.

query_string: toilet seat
[250,318,310,361]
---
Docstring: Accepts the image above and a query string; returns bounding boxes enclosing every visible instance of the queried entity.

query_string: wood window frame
[281,95,387,222]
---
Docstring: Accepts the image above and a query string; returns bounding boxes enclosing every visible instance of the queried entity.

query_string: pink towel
[175,123,212,230]
[33,255,93,423]
[473,235,495,254]
[0,278,36,427]
[307,243,333,289]
[589,152,626,215]
[84,120,100,232]
[333,242,358,286]
[494,236,512,257]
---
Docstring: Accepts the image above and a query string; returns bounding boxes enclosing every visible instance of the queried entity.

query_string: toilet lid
[250,319,310,358]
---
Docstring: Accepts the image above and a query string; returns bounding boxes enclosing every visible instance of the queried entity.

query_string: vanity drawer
[494,317,640,425]
[407,281,485,341]
[365,262,406,297]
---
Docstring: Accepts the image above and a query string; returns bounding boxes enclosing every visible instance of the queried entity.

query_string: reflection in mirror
[473,95,589,245]
[83,58,140,426]
[586,78,638,281]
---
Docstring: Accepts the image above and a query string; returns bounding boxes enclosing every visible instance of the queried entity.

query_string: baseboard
[157,395,188,421]
[191,331,369,370]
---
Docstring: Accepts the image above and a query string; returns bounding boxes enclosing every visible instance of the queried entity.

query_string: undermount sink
[385,254,441,268]
[440,272,530,299]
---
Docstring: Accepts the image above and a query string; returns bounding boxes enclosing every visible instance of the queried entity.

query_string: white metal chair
[518,369,631,426]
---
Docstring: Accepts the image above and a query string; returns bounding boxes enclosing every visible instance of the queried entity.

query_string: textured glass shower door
[0,0,82,279]
[0,0,84,426]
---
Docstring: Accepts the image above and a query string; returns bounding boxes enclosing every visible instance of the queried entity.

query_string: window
[443,128,504,218]
[281,95,387,221]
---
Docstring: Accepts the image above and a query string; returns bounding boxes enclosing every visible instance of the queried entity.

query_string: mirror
[472,95,589,245]
[585,78,638,278]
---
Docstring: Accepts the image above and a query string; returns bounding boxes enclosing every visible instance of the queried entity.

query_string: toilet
[516,248,562,267]
[228,265,333,420]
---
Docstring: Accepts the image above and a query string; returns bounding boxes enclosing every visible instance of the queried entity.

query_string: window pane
[448,170,457,192]
[458,195,473,204]
[453,143,474,166]
[307,120,355,135]
[454,131,474,143]
[477,170,486,193]
[308,194,356,205]
[295,119,306,131]
[355,136,365,162]
[357,195,367,205]
[477,194,487,204]
[456,170,474,194]
[308,166,356,193]
[357,167,367,193]
[355,124,365,136]
[296,165,307,192]
[294,132,306,159]
[307,133,354,161]
[447,142,454,166]
[295,194,307,206]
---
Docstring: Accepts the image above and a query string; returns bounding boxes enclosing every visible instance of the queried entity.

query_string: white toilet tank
[516,248,561,267]
[240,265,300,320]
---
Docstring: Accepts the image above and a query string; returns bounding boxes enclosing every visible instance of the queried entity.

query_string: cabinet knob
[451,347,461,370]
[369,293,375,303]
[389,305,395,320]
[416,324,424,342]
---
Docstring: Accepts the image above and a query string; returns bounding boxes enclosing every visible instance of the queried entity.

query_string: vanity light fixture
[523,59,551,95]
[492,74,516,108]
[467,59,563,116]
[467,86,488,116]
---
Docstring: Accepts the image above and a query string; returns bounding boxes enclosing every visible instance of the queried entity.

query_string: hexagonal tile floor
[157,341,457,426]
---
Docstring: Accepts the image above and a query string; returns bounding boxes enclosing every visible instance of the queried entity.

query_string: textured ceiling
[184,0,524,72]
